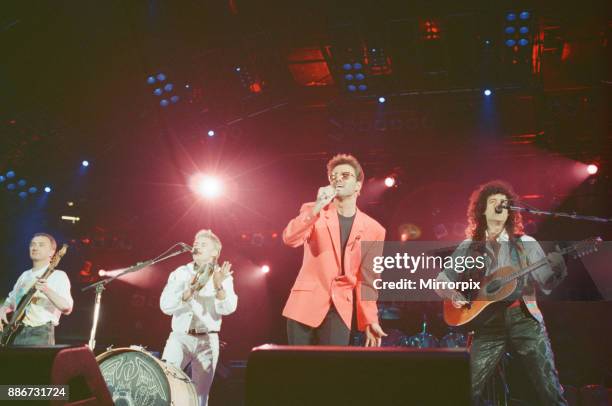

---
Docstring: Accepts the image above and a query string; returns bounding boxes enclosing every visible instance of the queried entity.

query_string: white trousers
[162,331,219,406]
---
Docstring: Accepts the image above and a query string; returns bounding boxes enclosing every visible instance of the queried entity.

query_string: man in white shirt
[160,229,238,406]
[0,233,73,346]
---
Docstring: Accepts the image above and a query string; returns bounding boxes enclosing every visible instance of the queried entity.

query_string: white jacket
[160,263,237,333]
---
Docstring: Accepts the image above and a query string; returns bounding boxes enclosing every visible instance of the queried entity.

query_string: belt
[187,329,219,336]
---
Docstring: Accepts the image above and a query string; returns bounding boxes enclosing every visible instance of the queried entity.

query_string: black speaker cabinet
[246,345,471,406]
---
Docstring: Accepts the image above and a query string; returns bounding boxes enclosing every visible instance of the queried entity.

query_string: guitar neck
[500,244,576,284]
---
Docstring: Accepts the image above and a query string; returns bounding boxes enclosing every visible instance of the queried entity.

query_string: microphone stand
[506,202,612,223]
[82,245,190,352]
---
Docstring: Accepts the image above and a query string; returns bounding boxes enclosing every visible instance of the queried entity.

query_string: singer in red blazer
[282,201,386,336]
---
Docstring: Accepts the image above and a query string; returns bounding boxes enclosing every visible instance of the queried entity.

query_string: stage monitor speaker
[0,344,113,405]
[246,345,471,406]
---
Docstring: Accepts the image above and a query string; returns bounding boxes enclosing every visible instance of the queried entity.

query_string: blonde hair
[194,229,222,253]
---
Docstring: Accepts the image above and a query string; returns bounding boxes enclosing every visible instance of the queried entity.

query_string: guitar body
[442,236,601,328]
[443,266,518,327]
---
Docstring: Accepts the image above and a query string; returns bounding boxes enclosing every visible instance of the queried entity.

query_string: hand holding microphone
[314,185,337,214]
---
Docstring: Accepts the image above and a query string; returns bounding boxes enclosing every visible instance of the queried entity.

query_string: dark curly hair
[465,180,524,241]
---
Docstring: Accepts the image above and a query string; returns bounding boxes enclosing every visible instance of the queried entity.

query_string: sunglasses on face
[329,172,356,183]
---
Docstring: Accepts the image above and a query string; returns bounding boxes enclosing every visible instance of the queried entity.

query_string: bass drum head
[96,347,197,406]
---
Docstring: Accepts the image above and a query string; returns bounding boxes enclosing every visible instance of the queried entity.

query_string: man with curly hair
[436,180,568,405]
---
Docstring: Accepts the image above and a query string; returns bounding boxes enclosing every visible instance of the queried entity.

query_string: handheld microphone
[494,200,510,214]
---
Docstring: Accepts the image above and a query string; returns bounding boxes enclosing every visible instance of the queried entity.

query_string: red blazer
[282,202,386,331]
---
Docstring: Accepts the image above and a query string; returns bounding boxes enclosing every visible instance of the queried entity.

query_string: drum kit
[95,346,198,406]
[352,303,469,348]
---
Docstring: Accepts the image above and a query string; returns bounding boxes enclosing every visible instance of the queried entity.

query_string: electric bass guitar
[443,237,601,327]
[0,244,68,347]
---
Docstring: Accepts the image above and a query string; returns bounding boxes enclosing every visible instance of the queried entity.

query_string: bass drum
[96,346,197,406]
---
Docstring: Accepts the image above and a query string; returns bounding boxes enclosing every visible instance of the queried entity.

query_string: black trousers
[471,303,567,406]
[287,306,350,346]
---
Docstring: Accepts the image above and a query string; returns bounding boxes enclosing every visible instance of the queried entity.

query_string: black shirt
[338,213,356,274]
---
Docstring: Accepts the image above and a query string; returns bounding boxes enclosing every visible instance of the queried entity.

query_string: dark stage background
[1,0,610,395]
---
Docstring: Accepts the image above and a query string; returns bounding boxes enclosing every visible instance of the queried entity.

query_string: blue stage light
[164,83,173,92]
[353,62,363,70]
[170,95,180,103]
[378,96,386,103]
[358,84,367,91]
[17,179,26,187]
[505,39,516,47]
[153,88,163,96]
[147,76,156,84]
[518,38,529,46]
[160,99,169,107]
[156,73,166,81]
[344,74,354,81]
[519,26,529,34]
[519,11,530,20]
[505,26,516,35]
[506,13,517,21]
[355,73,365,81]
[44,186,52,193]
[347,84,357,92]
[7,183,16,191]
[28,186,37,194]
[82,160,89,167]
[342,63,352,71]
[6,171,15,179]
[484,89,492,96]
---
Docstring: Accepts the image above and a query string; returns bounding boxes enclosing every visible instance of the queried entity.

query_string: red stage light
[586,164,598,175]
[261,265,270,274]
[384,176,396,188]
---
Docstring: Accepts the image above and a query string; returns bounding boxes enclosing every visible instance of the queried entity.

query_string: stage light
[17,179,26,187]
[506,13,517,21]
[484,89,492,96]
[518,38,529,47]
[484,40,491,45]
[353,62,363,70]
[7,183,15,191]
[6,170,15,179]
[208,130,215,137]
[0,175,4,183]
[343,63,352,71]
[347,84,357,92]
[156,73,166,81]
[358,84,367,91]
[170,95,180,103]
[519,26,529,34]
[261,265,270,274]
[160,99,169,107]
[164,83,173,92]
[147,76,156,84]
[99,270,106,277]
[505,26,516,35]
[235,67,241,72]
[519,11,530,20]
[378,96,386,104]
[384,176,396,187]
[355,73,365,81]
[192,175,223,199]
[28,186,37,194]
[505,39,516,47]
[344,74,354,81]
[82,160,89,167]
[587,164,599,175]
[153,88,163,96]
[18,191,27,198]
[44,186,52,193]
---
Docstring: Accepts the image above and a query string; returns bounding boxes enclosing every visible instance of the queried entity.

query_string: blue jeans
[11,322,55,346]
